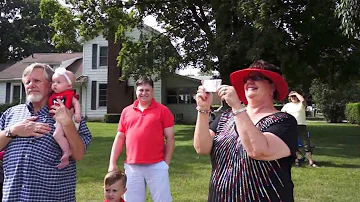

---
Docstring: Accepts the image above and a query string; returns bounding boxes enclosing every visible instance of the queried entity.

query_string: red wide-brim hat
[230,68,288,105]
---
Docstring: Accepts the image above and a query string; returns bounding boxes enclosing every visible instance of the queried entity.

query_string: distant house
[83,30,206,123]
[0,53,85,108]
[0,26,216,124]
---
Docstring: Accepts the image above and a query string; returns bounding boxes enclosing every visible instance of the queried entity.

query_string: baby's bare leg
[53,123,72,169]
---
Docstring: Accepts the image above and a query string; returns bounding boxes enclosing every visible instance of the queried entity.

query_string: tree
[0,0,80,63]
[43,1,360,90]
[310,78,360,122]
[40,0,181,80]
[336,0,360,37]
[39,0,81,52]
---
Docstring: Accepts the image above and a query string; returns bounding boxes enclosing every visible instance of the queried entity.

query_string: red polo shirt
[118,99,174,164]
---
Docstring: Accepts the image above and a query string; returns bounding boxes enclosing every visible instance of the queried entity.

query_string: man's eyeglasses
[243,74,272,83]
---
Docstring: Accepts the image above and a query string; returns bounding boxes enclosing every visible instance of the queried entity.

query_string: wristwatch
[5,127,14,138]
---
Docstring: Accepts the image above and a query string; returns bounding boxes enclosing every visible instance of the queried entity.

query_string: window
[11,84,25,104]
[167,89,178,104]
[98,83,107,107]
[166,88,197,104]
[99,46,108,67]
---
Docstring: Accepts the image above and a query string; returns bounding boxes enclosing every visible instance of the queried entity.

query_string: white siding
[167,104,197,124]
[154,79,162,103]
[82,28,159,119]
[0,82,6,104]
[82,35,108,119]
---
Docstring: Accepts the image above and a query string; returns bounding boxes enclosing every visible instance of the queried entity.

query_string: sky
[57,0,199,75]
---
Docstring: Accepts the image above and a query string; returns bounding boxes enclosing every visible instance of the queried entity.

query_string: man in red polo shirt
[108,76,175,202]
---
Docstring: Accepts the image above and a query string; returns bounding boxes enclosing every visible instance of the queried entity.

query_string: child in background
[104,170,127,202]
[48,67,81,169]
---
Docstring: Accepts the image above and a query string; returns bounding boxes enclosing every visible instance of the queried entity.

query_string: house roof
[0,53,83,81]
[0,63,13,73]
[170,73,204,82]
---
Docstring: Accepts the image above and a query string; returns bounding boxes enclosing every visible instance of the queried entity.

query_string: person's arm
[193,85,215,155]
[163,127,175,165]
[108,132,125,171]
[291,92,306,106]
[217,85,293,161]
[0,131,12,151]
[62,121,85,160]
[51,99,85,160]
[193,112,215,155]
[233,110,291,160]
[0,116,50,150]
[72,97,81,123]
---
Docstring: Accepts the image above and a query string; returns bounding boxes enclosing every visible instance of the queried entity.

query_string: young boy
[104,170,127,202]
[48,67,81,169]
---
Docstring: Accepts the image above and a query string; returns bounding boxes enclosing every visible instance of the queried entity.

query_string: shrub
[310,79,360,123]
[0,103,18,116]
[104,114,121,123]
[345,103,360,124]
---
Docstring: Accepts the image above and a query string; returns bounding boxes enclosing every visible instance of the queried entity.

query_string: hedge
[104,114,121,123]
[345,102,360,124]
[0,103,18,116]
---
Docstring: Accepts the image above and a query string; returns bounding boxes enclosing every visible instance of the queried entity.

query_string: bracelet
[232,108,247,116]
[196,106,211,114]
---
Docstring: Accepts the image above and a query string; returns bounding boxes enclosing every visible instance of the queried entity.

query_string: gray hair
[22,63,54,83]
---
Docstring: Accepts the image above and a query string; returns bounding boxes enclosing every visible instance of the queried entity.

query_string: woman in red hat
[194,60,298,202]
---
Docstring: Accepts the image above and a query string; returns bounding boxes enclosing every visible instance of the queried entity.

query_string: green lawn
[76,122,360,202]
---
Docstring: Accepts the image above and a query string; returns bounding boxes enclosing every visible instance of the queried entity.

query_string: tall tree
[134,0,360,87]
[39,0,81,52]
[336,0,360,37]
[43,0,360,87]
[40,0,181,80]
[0,0,80,63]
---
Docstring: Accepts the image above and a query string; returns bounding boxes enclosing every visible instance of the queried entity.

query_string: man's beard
[27,94,43,103]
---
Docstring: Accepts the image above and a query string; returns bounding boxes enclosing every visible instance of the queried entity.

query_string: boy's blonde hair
[104,170,127,186]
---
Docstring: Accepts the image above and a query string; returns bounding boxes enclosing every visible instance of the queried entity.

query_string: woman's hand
[11,116,51,137]
[217,85,242,109]
[50,99,74,126]
[196,84,213,110]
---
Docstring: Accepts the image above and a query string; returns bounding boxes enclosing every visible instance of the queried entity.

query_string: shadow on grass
[314,161,360,169]
[307,124,360,159]
[174,125,195,141]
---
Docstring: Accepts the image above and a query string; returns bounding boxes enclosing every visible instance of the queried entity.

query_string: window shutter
[91,81,97,110]
[5,83,11,103]
[92,44,98,69]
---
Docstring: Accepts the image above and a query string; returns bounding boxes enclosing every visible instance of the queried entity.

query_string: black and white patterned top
[208,111,298,202]
[0,102,92,202]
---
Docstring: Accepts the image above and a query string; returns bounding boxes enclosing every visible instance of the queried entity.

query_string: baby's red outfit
[48,90,78,110]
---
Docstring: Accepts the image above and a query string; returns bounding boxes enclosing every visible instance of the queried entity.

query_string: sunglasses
[243,74,272,83]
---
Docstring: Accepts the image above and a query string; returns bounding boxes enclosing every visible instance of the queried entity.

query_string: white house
[0,26,219,123]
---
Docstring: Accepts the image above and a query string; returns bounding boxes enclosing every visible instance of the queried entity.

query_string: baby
[104,170,127,202]
[48,67,81,169]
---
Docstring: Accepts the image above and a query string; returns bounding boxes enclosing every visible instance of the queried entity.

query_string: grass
[76,122,360,202]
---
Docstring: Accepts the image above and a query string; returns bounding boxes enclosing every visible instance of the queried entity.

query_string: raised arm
[51,99,85,160]
[193,85,215,155]
[290,91,306,106]
[218,85,293,161]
